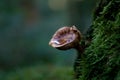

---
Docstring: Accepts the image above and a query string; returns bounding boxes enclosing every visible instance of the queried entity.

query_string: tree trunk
[75,0,120,79]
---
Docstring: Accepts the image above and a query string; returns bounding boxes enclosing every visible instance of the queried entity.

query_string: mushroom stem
[74,43,84,54]
[73,43,85,79]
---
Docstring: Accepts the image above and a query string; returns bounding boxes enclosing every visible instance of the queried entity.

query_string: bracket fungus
[49,25,84,53]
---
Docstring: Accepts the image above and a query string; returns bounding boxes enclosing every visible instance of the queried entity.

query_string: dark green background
[0,0,98,79]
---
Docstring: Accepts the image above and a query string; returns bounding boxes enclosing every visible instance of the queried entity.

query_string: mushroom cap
[49,26,82,50]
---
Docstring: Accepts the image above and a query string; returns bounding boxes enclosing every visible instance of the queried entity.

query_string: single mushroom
[49,25,85,79]
[49,25,84,53]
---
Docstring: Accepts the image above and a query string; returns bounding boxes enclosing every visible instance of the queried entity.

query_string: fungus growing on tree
[49,25,85,79]
[49,26,83,52]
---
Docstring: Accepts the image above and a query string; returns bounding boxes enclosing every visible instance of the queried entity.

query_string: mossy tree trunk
[75,0,120,80]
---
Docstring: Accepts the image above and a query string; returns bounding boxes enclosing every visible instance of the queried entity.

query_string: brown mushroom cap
[49,26,82,50]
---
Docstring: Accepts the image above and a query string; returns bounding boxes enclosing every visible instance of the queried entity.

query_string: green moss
[76,0,120,80]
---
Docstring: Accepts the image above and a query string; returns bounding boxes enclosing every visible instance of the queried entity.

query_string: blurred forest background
[0,0,98,79]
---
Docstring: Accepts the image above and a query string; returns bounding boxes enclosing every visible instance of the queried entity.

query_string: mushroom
[49,25,84,53]
[49,25,85,79]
